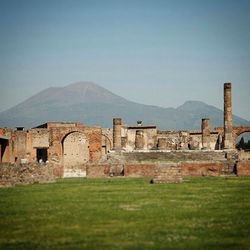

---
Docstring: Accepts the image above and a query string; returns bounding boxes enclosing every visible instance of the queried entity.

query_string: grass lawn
[0,177,250,250]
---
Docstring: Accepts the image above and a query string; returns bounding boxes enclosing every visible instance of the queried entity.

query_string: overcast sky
[0,0,250,120]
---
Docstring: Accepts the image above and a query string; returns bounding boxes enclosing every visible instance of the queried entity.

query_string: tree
[237,137,245,149]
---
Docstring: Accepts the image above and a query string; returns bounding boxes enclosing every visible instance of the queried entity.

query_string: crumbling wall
[0,163,55,187]
[46,124,102,177]
[32,129,49,148]
[157,131,191,150]
[13,130,27,163]
[181,162,225,176]
[84,127,102,162]
[122,126,157,151]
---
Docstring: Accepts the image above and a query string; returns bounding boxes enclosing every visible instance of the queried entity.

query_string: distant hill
[0,81,249,129]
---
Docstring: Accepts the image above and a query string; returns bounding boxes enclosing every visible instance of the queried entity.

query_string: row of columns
[113,118,145,151]
[113,83,234,151]
[201,82,233,150]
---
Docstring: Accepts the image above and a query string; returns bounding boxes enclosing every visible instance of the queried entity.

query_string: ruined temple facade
[1,83,250,179]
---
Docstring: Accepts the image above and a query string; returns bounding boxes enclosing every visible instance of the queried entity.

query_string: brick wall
[181,162,225,176]
[152,163,182,183]
[0,163,55,187]
[124,164,157,177]
[236,161,250,176]
[86,164,111,178]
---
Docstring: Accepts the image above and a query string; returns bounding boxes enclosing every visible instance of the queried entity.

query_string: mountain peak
[64,81,99,90]
[177,100,215,112]
[61,81,127,104]
[0,82,249,129]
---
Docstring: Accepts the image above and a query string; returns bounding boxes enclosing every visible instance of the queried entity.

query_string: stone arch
[101,134,112,156]
[233,126,250,138]
[233,127,250,149]
[62,131,89,177]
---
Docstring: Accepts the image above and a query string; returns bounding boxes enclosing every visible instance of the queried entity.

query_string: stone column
[201,118,211,149]
[0,144,2,163]
[135,130,144,150]
[113,118,122,150]
[224,83,233,149]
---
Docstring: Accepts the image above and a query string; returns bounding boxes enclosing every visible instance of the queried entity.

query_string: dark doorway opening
[0,139,8,163]
[36,148,48,162]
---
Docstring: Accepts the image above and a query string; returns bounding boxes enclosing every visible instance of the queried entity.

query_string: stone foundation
[181,162,225,176]
[86,164,123,178]
[124,164,157,177]
[0,163,55,187]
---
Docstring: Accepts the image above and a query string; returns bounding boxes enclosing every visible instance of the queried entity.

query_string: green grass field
[0,177,250,250]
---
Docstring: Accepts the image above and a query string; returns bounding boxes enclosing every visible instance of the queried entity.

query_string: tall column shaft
[0,144,2,163]
[224,83,233,149]
[113,118,122,150]
[201,118,211,149]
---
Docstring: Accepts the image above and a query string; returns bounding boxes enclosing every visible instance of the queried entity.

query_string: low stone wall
[152,163,182,183]
[238,151,250,161]
[0,163,55,187]
[86,164,124,178]
[181,162,225,176]
[86,164,110,178]
[124,164,157,177]
[124,162,227,178]
[120,151,227,163]
[236,161,250,176]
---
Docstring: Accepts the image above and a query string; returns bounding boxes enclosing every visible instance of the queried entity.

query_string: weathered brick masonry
[0,163,55,187]
[236,161,250,176]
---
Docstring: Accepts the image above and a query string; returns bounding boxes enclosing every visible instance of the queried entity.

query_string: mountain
[0,81,249,130]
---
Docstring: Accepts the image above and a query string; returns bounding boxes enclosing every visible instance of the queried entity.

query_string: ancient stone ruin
[0,83,250,185]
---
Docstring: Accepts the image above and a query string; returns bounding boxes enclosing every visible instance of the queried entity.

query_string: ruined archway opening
[236,132,250,150]
[62,131,89,178]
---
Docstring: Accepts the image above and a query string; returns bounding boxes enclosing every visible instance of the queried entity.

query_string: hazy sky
[0,0,250,120]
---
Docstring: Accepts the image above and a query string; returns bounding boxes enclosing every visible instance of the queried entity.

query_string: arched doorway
[62,132,89,177]
[102,134,112,156]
